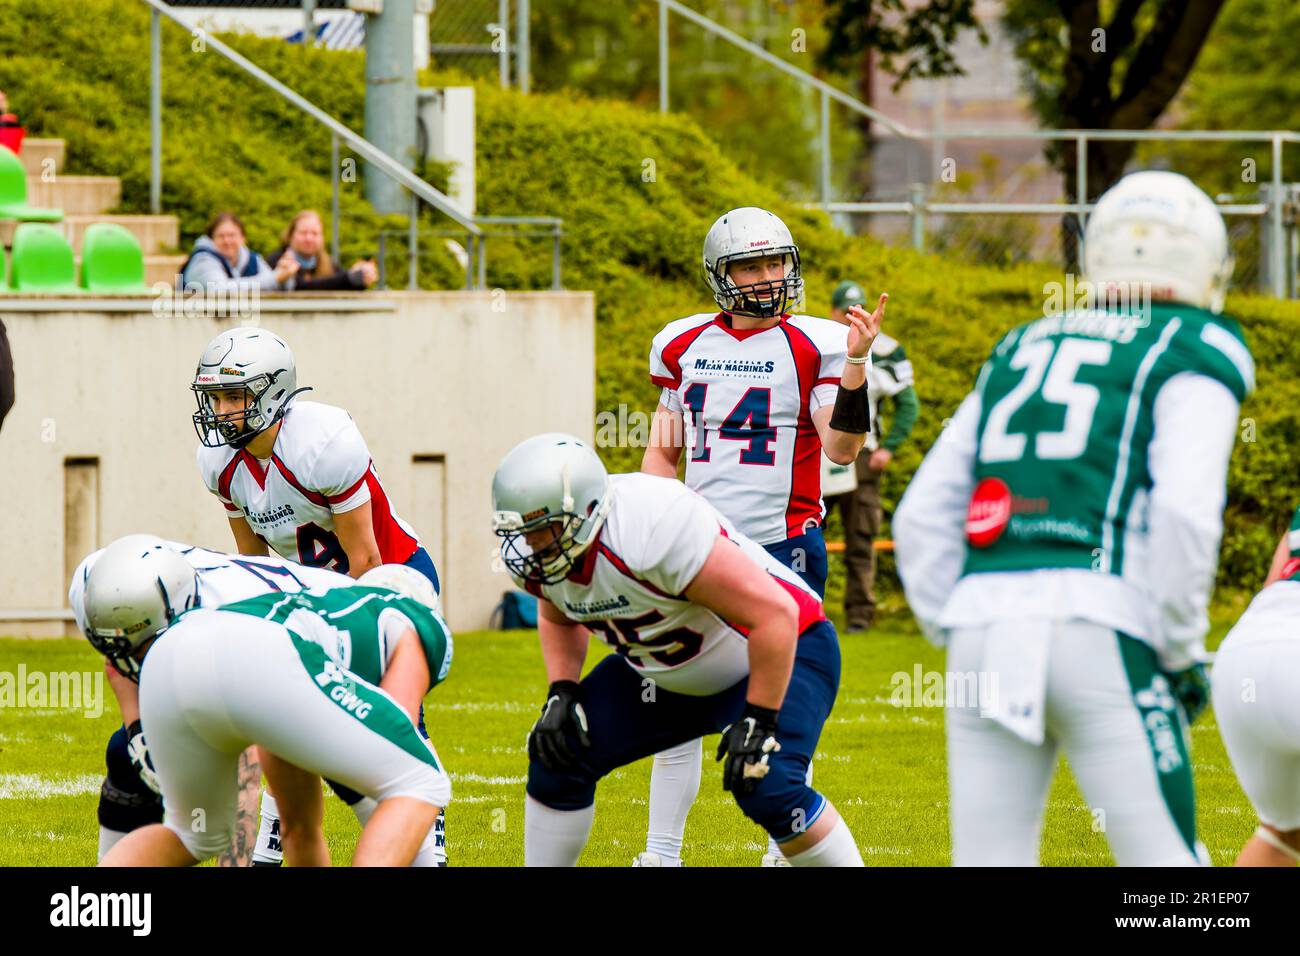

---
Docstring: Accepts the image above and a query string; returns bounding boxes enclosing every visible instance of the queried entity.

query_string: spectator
[267,210,378,291]
[0,89,24,155]
[179,212,298,292]
[822,279,920,635]
[0,318,13,434]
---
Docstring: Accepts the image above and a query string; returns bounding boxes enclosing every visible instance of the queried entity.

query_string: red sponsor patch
[966,477,1011,548]
[1281,557,1300,580]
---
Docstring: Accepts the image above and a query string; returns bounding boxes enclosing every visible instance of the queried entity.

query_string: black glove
[527,681,591,772]
[1166,664,1211,725]
[125,719,161,795]
[716,703,782,794]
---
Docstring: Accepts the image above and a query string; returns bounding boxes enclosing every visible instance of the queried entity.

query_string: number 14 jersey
[650,312,851,546]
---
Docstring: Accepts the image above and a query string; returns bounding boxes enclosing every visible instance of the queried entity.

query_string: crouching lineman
[492,433,863,866]
[894,170,1253,865]
[1211,503,1300,866]
[82,553,452,867]
[72,536,445,867]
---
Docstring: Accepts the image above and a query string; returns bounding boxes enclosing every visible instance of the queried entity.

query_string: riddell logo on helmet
[523,508,549,521]
[748,240,772,248]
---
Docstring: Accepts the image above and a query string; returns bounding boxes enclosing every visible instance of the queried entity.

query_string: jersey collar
[565,527,604,585]
[712,311,789,341]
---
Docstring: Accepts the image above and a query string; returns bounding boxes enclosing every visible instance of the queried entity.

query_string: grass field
[0,613,1256,867]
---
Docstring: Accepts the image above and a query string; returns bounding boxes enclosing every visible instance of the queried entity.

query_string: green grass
[0,614,1256,867]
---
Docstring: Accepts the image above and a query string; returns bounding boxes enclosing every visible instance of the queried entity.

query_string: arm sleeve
[633,490,721,596]
[881,385,920,452]
[892,392,981,645]
[809,323,858,412]
[197,446,245,516]
[312,419,374,514]
[649,327,681,390]
[660,386,683,415]
[1145,372,1241,672]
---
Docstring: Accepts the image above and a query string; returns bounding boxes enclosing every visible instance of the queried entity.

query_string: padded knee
[525,757,598,811]
[98,727,162,832]
[731,759,826,843]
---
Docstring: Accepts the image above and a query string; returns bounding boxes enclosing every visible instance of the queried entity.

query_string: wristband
[845,354,869,365]
[829,380,871,434]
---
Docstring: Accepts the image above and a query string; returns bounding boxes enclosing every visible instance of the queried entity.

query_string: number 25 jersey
[516,473,826,697]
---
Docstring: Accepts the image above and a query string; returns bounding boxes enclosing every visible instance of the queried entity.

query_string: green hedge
[7,0,1299,601]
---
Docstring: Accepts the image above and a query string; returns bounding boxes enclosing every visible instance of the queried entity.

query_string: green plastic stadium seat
[10,222,76,292]
[80,222,147,293]
[0,144,62,222]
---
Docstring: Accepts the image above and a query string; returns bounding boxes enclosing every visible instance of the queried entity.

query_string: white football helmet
[491,433,612,585]
[191,327,308,448]
[702,207,804,318]
[358,564,441,614]
[81,534,199,681]
[1084,171,1233,313]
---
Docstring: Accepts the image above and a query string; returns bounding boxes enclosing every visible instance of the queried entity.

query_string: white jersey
[517,473,825,696]
[650,312,853,545]
[196,401,421,573]
[69,541,355,634]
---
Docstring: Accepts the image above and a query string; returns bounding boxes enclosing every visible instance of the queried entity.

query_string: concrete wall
[0,291,594,635]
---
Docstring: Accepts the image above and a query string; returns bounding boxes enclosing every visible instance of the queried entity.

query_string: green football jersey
[963,302,1253,577]
[211,587,453,691]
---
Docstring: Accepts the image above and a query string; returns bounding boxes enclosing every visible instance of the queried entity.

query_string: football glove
[527,680,591,772]
[125,719,161,795]
[716,703,781,795]
[1167,664,1211,725]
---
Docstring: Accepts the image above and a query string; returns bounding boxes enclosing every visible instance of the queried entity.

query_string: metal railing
[377,217,563,291]
[141,0,557,290]
[655,0,1300,298]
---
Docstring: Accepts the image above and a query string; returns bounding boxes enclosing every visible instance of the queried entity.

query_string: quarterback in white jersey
[192,327,437,588]
[644,207,884,559]
[640,206,885,866]
[493,434,864,867]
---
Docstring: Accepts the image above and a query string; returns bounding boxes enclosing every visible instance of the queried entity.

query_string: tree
[821,0,1229,265]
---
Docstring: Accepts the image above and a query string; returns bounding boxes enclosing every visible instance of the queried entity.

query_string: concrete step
[0,214,180,255]
[144,254,187,287]
[25,176,121,216]
[18,138,64,177]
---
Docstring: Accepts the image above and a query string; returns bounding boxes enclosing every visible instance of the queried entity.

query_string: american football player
[72,537,446,867]
[86,554,452,868]
[893,170,1253,865]
[1212,505,1300,866]
[637,206,886,866]
[494,434,864,867]
[191,326,447,863]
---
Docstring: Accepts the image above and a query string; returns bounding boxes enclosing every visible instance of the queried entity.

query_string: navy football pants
[527,619,842,842]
